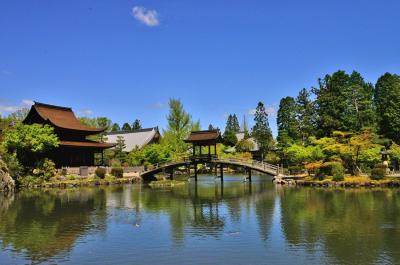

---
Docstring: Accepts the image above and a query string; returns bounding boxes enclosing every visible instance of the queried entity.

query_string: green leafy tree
[122,123,131,131]
[115,136,127,163]
[252,102,274,159]
[132,119,142,130]
[277,96,299,146]
[375,73,400,143]
[163,98,193,156]
[1,123,59,168]
[111,123,120,132]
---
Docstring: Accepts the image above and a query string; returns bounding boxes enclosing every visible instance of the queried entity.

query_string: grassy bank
[287,176,400,188]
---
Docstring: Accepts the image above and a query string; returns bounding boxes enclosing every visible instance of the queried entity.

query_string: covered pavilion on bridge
[184,130,222,163]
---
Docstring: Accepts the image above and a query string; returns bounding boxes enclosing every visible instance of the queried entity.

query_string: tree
[163,98,193,155]
[231,114,240,133]
[296,88,316,144]
[122,123,131,131]
[252,102,274,159]
[375,73,400,143]
[132,119,142,130]
[223,114,238,146]
[277,96,299,145]
[208,124,215,131]
[115,136,127,162]
[8,108,30,122]
[111,123,120,132]
[1,123,59,167]
[242,115,249,139]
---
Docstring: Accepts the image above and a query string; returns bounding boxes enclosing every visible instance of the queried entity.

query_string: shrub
[33,158,56,181]
[288,165,304,175]
[371,163,387,180]
[60,168,67,176]
[95,167,106,179]
[315,161,344,181]
[111,167,124,178]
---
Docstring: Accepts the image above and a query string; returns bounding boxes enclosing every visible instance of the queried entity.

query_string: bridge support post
[220,163,223,181]
[170,168,174,180]
[247,168,252,182]
[194,163,198,181]
[214,163,218,177]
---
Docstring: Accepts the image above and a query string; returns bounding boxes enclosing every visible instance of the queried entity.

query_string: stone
[0,157,15,192]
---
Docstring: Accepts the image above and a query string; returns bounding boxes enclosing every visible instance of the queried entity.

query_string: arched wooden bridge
[140,157,281,181]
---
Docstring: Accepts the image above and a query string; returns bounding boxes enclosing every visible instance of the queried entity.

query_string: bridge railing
[212,157,280,173]
[143,159,186,172]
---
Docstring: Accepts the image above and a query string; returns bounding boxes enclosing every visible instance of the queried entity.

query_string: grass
[149,179,186,188]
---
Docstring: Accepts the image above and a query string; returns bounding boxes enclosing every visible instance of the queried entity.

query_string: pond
[1,175,400,264]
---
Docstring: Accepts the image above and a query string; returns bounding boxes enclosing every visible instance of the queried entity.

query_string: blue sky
[1,0,400,135]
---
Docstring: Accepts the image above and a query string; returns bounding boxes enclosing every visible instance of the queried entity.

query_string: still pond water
[1,175,400,265]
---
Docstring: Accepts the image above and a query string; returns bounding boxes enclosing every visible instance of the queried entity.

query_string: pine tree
[375,73,400,143]
[111,123,120,132]
[296,88,316,144]
[122,123,131,131]
[277,96,299,145]
[208,124,215,130]
[132,119,142,130]
[232,114,240,133]
[115,136,127,162]
[223,114,238,146]
[252,102,273,158]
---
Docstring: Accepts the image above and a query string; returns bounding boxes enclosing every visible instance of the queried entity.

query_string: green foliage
[277,96,299,144]
[163,98,194,155]
[111,167,124,178]
[33,158,56,181]
[132,119,142,130]
[313,71,375,136]
[111,123,120,132]
[315,161,344,181]
[222,130,237,146]
[1,152,23,179]
[236,138,255,152]
[1,123,59,167]
[252,101,274,156]
[370,163,387,180]
[296,88,316,144]
[95,167,106,179]
[122,123,131,131]
[114,136,127,163]
[285,144,325,164]
[375,73,400,143]
[128,143,172,166]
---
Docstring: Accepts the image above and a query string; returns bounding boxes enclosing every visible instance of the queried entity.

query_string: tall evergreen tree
[375,73,400,143]
[111,123,120,132]
[223,114,238,146]
[122,123,131,131]
[231,114,240,133]
[242,115,249,139]
[252,102,274,158]
[296,88,316,144]
[208,124,215,130]
[277,96,299,145]
[115,136,127,162]
[132,119,142,130]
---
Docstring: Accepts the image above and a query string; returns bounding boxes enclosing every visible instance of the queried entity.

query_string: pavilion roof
[24,102,105,133]
[184,130,222,144]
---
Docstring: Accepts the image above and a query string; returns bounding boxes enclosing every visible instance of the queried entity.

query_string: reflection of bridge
[140,157,281,181]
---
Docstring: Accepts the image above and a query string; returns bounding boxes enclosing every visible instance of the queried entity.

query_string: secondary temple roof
[185,130,222,144]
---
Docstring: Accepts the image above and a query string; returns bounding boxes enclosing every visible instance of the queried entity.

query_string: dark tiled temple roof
[25,102,105,133]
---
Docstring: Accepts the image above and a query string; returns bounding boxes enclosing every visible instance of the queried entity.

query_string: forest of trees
[276,70,400,178]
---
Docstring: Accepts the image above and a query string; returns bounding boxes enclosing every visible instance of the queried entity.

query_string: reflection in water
[1,176,400,264]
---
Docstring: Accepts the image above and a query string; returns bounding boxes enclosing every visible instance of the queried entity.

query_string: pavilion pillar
[170,168,174,180]
[101,150,104,166]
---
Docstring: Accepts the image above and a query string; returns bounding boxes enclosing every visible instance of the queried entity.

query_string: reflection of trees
[0,188,107,263]
[280,188,400,265]
[138,180,272,243]
[254,189,275,241]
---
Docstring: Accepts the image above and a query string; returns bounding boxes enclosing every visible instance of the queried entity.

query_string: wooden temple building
[23,102,115,167]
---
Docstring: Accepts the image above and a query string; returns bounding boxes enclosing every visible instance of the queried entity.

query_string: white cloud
[246,105,277,117]
[131,6,160,27]
[148,102,167,109]
[0,99,34,115]
[79,109,93,116]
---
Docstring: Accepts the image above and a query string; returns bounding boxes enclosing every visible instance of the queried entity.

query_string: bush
[111,167,123,178]
[33,158,56,181]
[371,163,387,180]
[95,167,106,179]
[288,165,304,175]
[60,168,67,176]
[315,161,344,181]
